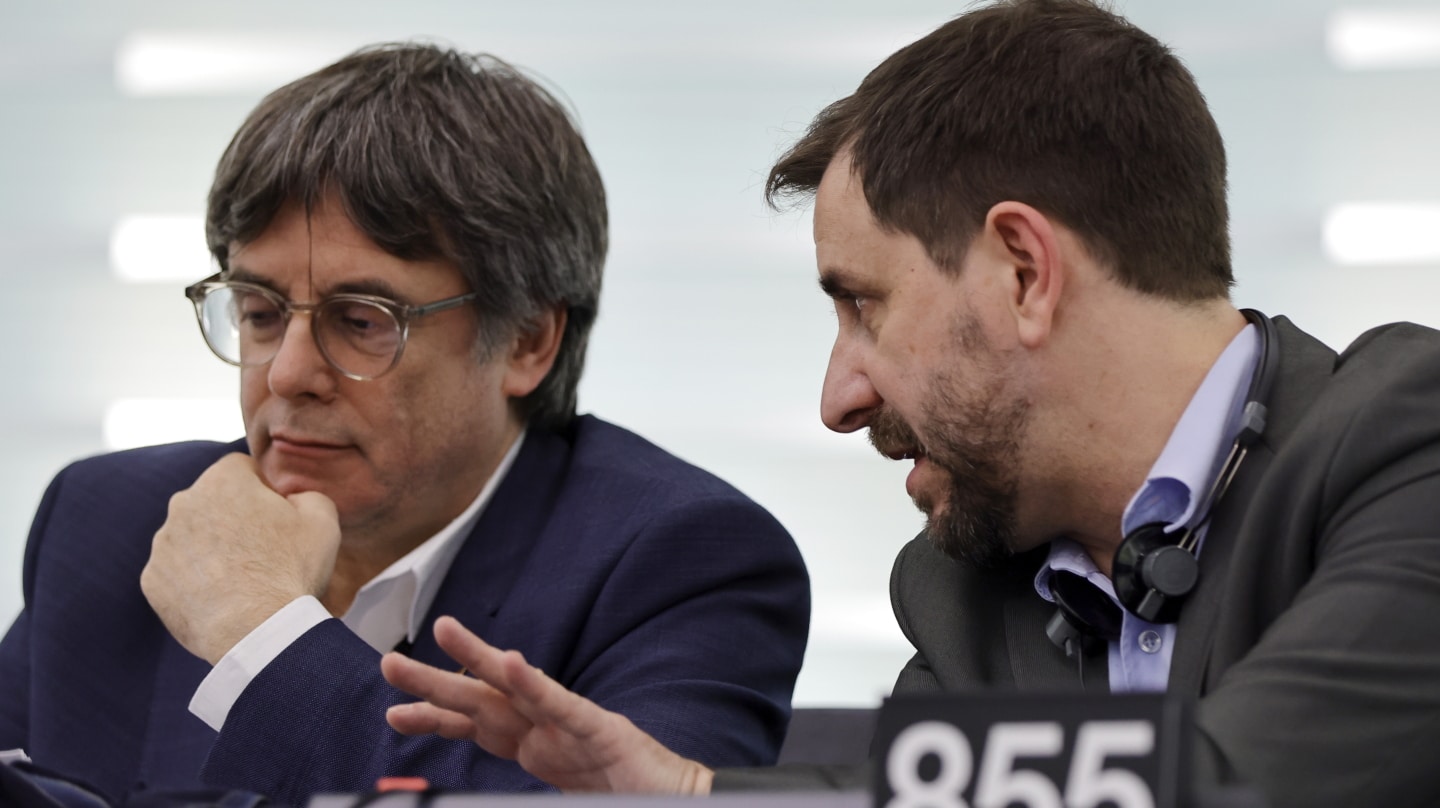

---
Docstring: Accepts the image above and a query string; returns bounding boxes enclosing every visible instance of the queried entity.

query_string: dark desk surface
[310,793,869,807]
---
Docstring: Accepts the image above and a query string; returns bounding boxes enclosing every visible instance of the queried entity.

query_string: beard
[867,316,1030,568]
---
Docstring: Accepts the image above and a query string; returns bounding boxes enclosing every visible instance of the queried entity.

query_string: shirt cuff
[188,595,331,731]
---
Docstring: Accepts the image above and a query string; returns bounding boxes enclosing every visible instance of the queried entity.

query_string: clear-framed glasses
[184,273,478,381]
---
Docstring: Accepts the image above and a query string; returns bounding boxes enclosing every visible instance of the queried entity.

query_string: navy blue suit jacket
[0,415,811,806]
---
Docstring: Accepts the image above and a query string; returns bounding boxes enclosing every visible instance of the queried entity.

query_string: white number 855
[885,720,1156,808]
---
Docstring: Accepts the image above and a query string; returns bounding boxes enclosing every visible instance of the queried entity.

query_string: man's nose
[820,337,881,433]
[265,313,338,400]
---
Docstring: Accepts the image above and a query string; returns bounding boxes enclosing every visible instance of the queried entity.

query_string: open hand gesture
[382,615,713,795]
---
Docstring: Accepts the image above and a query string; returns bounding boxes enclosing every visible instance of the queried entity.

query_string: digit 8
[885,721,972,808]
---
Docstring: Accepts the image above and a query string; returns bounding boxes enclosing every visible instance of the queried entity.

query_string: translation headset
[1045,309,1280,659]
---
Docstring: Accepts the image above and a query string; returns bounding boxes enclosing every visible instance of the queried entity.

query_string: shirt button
[1138,630,1162,654]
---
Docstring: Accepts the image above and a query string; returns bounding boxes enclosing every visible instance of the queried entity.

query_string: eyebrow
[224,267,281,292]
[225,266,407,302]
[818,269,861,300]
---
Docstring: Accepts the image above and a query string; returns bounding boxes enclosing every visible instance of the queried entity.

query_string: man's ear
[983,201,1065,349]
[501,306,567,399]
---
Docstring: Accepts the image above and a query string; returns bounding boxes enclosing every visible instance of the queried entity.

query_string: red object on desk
[375,776,430,792]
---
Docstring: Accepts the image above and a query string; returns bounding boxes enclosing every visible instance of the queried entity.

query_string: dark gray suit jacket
[717,318,1440,808]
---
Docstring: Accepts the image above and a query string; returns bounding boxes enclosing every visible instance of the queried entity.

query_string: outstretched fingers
[428,616,597,733]
[430,615,537,696]
[386,698,487,741]
[381,649,535,755]
[493,639,614,742]
[382,617,714,795]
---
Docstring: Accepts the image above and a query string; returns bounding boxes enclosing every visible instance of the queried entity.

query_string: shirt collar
[1120,324,1260,536]
[1034,537,1116,603]
[1035,323,1260,597]
[341,429,527,652]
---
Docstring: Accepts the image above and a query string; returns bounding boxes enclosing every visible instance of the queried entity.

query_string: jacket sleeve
[1193,341,1440,808]
[0,467,69,750]
[0,610,32,749]
[200,494,810,804]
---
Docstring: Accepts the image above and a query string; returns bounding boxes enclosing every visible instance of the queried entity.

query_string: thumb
[288,490,339,528]
[285,490,341,596]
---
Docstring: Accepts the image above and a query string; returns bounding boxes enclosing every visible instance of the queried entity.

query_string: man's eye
[234,296,282,329]
[830,292,874,326]
[846,295,873,320]
[335,303,387,333]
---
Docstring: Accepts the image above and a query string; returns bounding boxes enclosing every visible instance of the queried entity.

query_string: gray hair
[206,42,608,430]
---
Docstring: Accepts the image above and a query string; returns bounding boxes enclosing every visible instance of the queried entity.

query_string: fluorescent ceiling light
[103,398,240,451]
[1322,203,1440,265]
[115,33,355,97]
[110,215,209,283]
[1327,9,1440,70]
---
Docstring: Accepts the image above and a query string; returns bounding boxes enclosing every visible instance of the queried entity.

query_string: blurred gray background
[2,0,1438,706]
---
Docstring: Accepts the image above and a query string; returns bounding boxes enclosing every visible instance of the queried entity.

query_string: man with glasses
[185,274,483,383]
[0,44,810,807]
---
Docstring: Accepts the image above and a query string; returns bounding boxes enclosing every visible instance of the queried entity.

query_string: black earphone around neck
[1045,309,1280,659]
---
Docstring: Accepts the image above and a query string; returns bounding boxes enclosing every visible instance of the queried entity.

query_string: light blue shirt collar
[1034,322,1261,692]
[1122,324,1261,537]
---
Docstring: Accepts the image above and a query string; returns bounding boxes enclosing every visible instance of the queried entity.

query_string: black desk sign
[873,693,1192,808]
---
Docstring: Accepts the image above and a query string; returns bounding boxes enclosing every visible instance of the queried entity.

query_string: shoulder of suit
[564,413,761,505]
[60,438,240,490]
[1336,321,1440,380]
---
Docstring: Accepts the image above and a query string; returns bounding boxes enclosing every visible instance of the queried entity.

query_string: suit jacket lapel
[1170,317,1337,696]
[404,425,573,668]
[1170,450,1268,696]
[1004,585,1097,690]
[994,548,1097,691]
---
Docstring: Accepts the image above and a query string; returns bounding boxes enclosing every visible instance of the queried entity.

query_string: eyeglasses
[184,273,478,380]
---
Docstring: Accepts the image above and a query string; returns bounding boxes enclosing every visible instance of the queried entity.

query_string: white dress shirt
[1034,324,1259,692]
[189,432,526,731]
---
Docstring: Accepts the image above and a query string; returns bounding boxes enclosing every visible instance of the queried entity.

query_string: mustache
[867,408,923,458]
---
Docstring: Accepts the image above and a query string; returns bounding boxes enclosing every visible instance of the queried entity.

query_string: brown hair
[768,0,1231,300]
[207,43,607,429]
